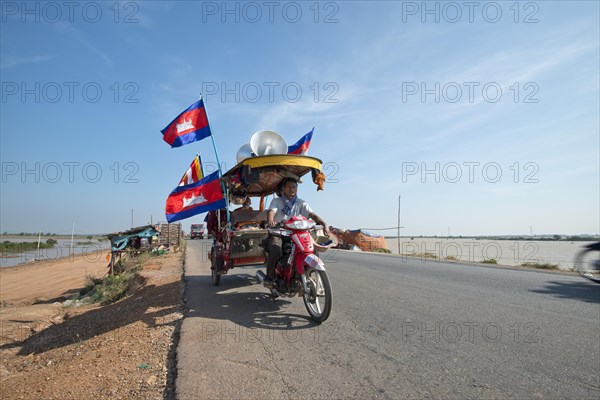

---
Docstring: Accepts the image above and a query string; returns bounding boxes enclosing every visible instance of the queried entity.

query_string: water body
[1,238,110,268]
[4,237,591,271]
[384,238,595,270]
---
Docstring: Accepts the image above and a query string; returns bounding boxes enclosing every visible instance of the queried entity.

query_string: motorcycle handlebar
[267,222,323,234]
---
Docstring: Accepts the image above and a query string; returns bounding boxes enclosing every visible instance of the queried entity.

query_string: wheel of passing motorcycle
[574,247,600,284]
[303,267,332,322]
[210,246,221,286]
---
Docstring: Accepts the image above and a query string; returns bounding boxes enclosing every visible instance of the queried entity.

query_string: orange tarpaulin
[339,230,388,252]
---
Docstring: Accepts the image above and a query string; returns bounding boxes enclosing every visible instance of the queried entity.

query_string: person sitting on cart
[232,197,253,213]
[231,198,258,230]
[206,208,227,241]
[264,177,330,288]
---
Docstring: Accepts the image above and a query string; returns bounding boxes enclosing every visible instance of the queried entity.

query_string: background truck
[190,224,205,239]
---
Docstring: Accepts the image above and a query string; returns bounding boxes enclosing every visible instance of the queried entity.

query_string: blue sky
[1,1,598,236]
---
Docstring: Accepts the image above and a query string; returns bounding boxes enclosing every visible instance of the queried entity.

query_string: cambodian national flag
[161,99,212,148]
[165,171,225,223]
[287,128,314,155]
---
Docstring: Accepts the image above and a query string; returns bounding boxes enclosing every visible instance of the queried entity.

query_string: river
[383,238,595,270]
[3,237,593,271]
[1,238,110,268]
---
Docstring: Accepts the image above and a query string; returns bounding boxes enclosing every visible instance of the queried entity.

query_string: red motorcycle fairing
[291,232,313,275]
[291,231,313,250]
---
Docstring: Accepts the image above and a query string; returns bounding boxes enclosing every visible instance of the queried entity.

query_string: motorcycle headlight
[284,219,316,230]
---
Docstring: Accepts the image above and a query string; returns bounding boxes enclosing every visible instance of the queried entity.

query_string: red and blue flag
[162,99,212,148]
[165,171,225,223]
[287,128,314,155]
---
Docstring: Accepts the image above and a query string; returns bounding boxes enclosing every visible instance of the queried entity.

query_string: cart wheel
[210,245,222,286]
[211,267,221,286]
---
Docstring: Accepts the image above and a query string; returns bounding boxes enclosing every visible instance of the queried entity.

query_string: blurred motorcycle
[574,242,600,283]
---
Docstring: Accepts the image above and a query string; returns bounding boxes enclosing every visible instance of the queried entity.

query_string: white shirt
[268,195,313,223]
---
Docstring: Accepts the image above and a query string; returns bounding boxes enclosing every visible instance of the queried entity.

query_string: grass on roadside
[401,252,438,259]
[481,258,498,264]
[521,261,559,270]
[79,276,102,296]
[373,248,391,253]
[80,268,139,305]
[77,252,159,305]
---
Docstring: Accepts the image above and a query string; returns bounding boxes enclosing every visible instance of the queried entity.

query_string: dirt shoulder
[1,253,110,306]
[0,249,184,400]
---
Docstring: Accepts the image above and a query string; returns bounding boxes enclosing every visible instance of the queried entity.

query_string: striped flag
[178,155,204,186]
[287,128,314,155]
[165,171,225,223]
[161,98,212,148]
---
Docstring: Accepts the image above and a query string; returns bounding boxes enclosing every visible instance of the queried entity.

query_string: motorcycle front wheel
[574,247,600,284]
[303,267,332,322]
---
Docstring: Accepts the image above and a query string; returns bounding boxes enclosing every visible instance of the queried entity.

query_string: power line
[360,226,404,231]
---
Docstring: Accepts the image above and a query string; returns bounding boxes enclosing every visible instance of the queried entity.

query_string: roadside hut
[106,225,159,274]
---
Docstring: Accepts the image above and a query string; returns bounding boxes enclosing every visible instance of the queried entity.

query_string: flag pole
[201,94,231,225]
[196,153,204,177]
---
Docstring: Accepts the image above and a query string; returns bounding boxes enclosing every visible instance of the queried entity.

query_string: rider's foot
[263,277,275,288]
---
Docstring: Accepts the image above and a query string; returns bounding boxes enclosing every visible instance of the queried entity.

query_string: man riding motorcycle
[263,177,330,288]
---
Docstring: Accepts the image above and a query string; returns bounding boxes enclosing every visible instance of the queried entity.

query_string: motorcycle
[208,144,334,322]
[574,242,600,283]
[256,215,333,322]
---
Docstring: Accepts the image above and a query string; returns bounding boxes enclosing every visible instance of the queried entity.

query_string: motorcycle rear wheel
[574,248,600,283]
[303,268,332,322]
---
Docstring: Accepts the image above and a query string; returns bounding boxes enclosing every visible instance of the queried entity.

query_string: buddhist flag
[178,155,204,186]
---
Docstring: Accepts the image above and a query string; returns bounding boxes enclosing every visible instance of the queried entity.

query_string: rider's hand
[324,225,331,237]
[268,220,276,227]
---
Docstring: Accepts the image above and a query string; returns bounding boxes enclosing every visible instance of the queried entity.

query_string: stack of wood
[157,223,182,247]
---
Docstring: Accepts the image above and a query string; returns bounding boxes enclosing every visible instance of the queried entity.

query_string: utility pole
[131,209,134,229]
[37,231,41,260]
[70,222,75,257]
[397,194,401,255]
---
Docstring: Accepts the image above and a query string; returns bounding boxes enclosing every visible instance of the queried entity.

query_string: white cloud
[0,54,54,69]
[54,22,112,66]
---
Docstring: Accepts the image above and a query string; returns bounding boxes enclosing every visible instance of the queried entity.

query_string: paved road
[176,240,599,399]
